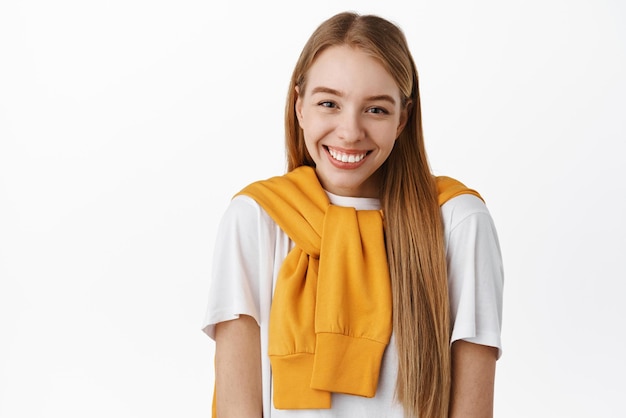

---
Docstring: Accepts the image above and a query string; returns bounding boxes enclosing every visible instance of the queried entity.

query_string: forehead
[305,45,401,98]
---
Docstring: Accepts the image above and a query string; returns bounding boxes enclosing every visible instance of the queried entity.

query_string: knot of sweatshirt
[237,166,392,409]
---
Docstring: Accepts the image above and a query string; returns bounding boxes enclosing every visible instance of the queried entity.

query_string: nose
[337,110,364,143]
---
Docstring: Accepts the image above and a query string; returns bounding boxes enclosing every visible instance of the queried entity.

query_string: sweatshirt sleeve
[442,194,504,358]
[201,195,275,340]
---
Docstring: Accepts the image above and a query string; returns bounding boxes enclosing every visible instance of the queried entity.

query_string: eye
[318,101,337,108]
[367,107,389,115]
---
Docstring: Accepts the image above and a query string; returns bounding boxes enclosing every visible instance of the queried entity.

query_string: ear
[396,100,412,137]
[295,85,304,125]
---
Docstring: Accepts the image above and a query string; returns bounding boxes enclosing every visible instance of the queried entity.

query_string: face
[295,45,409,198]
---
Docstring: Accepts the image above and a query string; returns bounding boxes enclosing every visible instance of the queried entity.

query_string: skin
[295,45,409,198]
[214,45,497,417]
[449,340,498,418]
[214,315,262,418]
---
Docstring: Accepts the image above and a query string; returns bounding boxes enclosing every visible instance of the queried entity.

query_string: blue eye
[318,101,336,108]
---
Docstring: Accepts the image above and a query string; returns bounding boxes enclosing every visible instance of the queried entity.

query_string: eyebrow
[310,86,397,105]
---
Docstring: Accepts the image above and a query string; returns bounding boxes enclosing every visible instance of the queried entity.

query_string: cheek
[373,123,401,146]
[302,129,320,157]
[302,115,332,142]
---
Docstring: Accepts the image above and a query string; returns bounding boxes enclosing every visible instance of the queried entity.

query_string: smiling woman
[202,11,503,418]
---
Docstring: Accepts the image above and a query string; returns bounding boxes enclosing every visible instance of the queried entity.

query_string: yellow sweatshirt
[212,166,481,414]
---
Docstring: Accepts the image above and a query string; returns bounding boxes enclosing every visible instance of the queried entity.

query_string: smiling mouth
[326,146,370,163]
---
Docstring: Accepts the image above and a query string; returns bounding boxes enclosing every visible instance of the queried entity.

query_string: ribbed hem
[311,333,387,397]
[270,353,331,409]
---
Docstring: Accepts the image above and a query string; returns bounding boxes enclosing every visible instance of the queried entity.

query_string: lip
[324,145,371,169]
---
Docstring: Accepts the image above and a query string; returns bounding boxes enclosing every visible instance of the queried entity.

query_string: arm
[449,340,497,418]
[444,196,503,417]
[214,315,263,418]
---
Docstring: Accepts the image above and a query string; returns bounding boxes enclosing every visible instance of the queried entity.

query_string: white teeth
[328,148,366,163]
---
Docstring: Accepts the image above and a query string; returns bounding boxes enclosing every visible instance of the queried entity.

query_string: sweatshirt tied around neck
[229,166,482,411]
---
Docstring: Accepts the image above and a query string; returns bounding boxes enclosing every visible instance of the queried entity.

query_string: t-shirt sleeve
[443,194,504,358]
[201,195,274,340]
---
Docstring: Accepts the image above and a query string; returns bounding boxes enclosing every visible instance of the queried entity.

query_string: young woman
[203,11,503,418]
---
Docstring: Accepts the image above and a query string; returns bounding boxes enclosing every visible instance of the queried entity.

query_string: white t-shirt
[203,191,504,418]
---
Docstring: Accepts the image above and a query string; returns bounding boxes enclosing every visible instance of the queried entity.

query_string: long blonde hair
[285,12,450,418]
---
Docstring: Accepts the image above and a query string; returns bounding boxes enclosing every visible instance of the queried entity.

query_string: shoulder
[440,193,493,233]
[225,194,266,218]
[440,193,502,261]
[218,195,278,238]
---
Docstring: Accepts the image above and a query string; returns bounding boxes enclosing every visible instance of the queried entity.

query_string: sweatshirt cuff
[310,333,387,398]
[270,353,331,409]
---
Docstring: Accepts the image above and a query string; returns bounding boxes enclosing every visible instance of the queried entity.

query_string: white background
[1,1,624,417]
